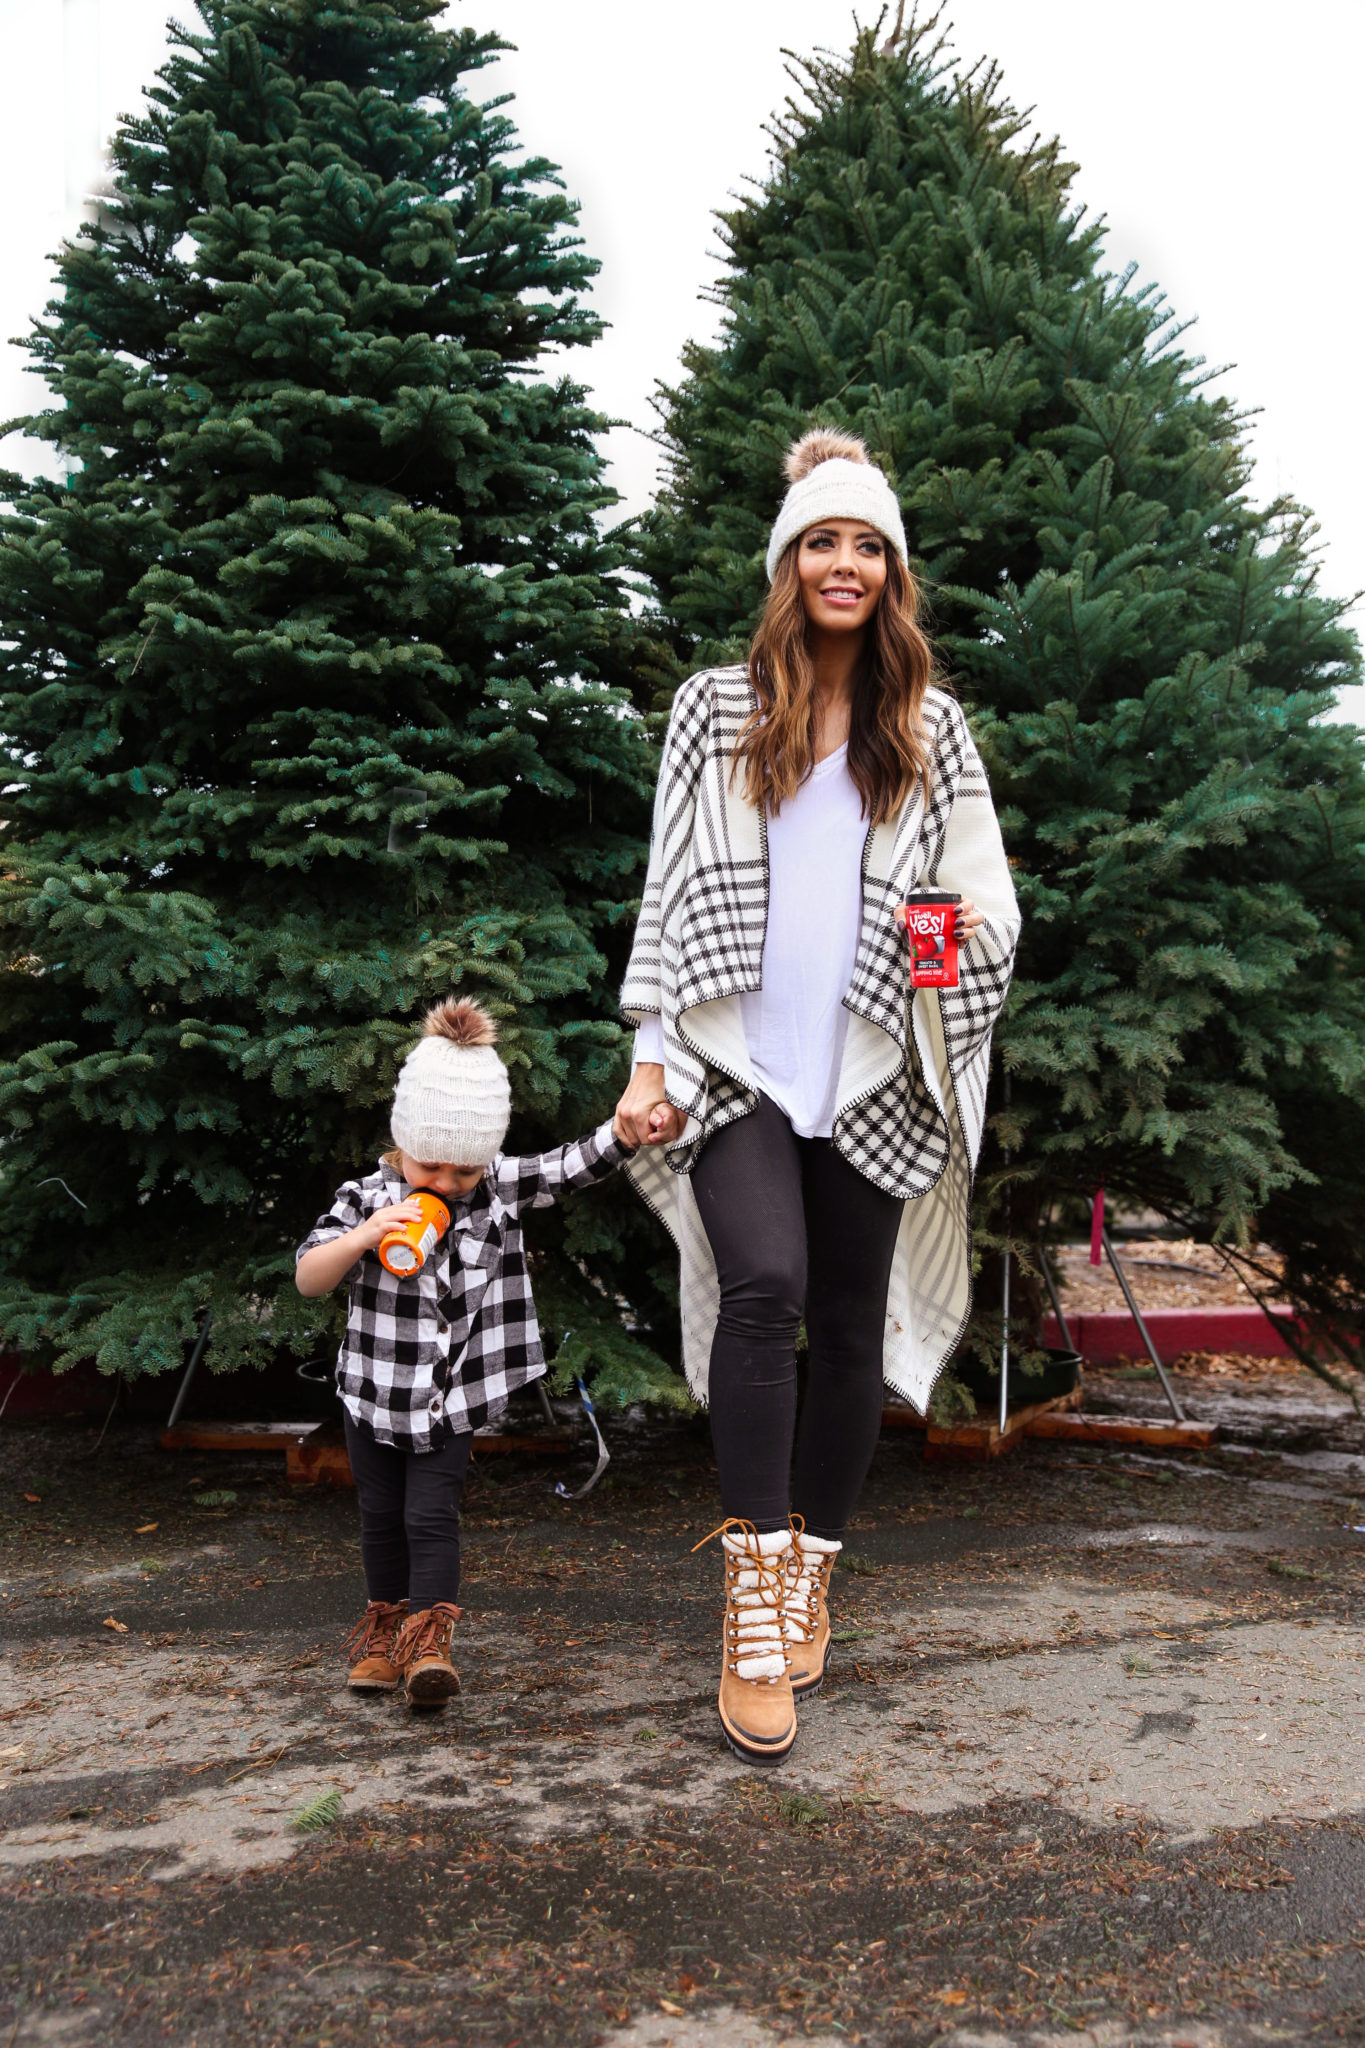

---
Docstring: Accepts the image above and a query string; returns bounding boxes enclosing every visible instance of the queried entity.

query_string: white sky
[2,0,1360,717]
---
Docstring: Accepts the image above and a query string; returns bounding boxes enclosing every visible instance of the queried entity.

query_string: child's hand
[297,1207,422,1299]
[359,1199,426,1249]
[614,1066,685,1149]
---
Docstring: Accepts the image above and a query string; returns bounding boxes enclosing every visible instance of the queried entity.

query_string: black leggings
[343,1412,473,1611]
[692,1093,902,1540]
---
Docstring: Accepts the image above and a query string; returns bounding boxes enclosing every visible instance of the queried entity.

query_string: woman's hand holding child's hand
[613,1063,685,1150]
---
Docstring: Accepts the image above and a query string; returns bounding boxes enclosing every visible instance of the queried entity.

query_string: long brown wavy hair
[736,440,937,825]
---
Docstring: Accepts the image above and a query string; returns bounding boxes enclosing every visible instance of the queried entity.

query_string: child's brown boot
[695,1520,797,1766]
[784,1525,841,1701]
[393,1601,463,1707]
[345,1599,408,1692]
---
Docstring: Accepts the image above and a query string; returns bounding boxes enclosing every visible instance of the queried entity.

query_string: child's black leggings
[691,1091,903,1541]
[343,1413,473,1610]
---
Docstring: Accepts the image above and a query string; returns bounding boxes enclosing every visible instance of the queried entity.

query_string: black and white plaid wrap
[621,666,1020,1416]
[296,1122,630,1451]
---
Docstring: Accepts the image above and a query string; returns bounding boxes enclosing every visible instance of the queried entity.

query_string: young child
[295,996,636,1707]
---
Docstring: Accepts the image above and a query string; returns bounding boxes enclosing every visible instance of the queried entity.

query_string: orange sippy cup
[378,1191,451,1276]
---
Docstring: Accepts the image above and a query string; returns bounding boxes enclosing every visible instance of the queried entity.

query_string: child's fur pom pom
[784,427,871,483]
[422,996,498,1048]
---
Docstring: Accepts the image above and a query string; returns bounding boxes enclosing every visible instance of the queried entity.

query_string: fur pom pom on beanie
[390,997,511,1167]
[764,427,908,582]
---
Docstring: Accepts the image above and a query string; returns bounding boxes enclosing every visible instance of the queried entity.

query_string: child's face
[398,1153,486,1201]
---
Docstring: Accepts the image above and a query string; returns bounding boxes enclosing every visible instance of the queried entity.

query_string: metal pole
[0,1368,24,1428]
[166,1311,213,1431]
[1038,1242,1074,1353]
[1100,1225,1186,1423]
[999,1073,1011,1433]
[999,1241,1011,1432]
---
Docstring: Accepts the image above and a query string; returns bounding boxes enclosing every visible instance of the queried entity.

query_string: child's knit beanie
[765,427,908,582]
[390,997,511,1167]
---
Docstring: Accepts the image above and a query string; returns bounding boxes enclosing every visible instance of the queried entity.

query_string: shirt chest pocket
[445,1231,500,1330]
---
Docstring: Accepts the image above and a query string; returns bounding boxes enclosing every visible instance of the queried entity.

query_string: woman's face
[796,519,888,635]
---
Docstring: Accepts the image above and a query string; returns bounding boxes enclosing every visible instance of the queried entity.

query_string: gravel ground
[1052,1240,1281,1315]
[0,1358,1361,2047]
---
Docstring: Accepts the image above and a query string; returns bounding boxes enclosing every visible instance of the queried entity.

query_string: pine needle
[291,1789,342,1833]
[776,1791,828,1828]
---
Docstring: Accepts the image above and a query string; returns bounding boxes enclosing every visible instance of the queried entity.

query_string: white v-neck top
[634,742,867,1139]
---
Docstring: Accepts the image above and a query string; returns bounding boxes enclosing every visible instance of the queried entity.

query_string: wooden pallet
[160,1421,320,1454]
[1027,1412,1218,1449]
[881,1387,1216,1460]
[160,1416,578,1484]
[286,1422,579,1486]
[882,1386,1085,1461]
[286,1425,350,1486]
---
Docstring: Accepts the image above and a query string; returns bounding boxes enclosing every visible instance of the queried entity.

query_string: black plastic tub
[957,1346,1082,1408]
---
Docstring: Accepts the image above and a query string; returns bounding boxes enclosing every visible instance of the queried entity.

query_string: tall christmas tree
[642,16,1365,1385]
[0,0,680,1400]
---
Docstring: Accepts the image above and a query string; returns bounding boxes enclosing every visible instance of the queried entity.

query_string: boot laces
[345,1600,406,1662]
[694,1517,790,1684]
[783,1518,836,1648]
[393,1602,459,1668]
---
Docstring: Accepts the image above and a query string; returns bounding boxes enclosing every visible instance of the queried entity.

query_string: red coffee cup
[896,891,960,988]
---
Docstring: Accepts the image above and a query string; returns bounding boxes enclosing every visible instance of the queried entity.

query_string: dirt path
[0,1362,1362,2046]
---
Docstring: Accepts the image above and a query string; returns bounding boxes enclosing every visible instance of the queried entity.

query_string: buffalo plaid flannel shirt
[296,1120,631,1451]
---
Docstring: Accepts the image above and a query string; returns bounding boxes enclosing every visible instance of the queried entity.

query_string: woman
[615,429,1019,1765]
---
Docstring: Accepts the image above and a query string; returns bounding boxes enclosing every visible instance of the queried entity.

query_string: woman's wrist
[614,1059,681,1147]
[633,1013,666,1069]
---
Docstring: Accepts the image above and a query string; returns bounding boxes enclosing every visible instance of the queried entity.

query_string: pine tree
[0,0,681,1402]
[642,16,1365,1388]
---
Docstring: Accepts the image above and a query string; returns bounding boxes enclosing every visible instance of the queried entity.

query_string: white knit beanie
[390,997,511,1167]
[765,428,908,582]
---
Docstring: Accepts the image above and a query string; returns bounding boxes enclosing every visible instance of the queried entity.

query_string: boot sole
[791,1646,831,1704]
[348,1677,401,1693]
[717,1709,797,1767]
[720,1723,796,1767]
[405,1667,462,1707]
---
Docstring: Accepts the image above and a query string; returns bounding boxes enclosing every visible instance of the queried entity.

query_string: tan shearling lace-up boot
[784,1522,842,1702]
[694,1520,797,1766]
[345,1599,409,1692]
[393,1602,463,1707]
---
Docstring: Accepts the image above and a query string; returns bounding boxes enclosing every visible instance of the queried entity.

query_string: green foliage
[641,16,1365,1377]
[775,1790,828,1828]
[926,1369,976,1426]
[291,1788,342,1831]
[0,0,675,1395]
[544,1322,694,1414]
